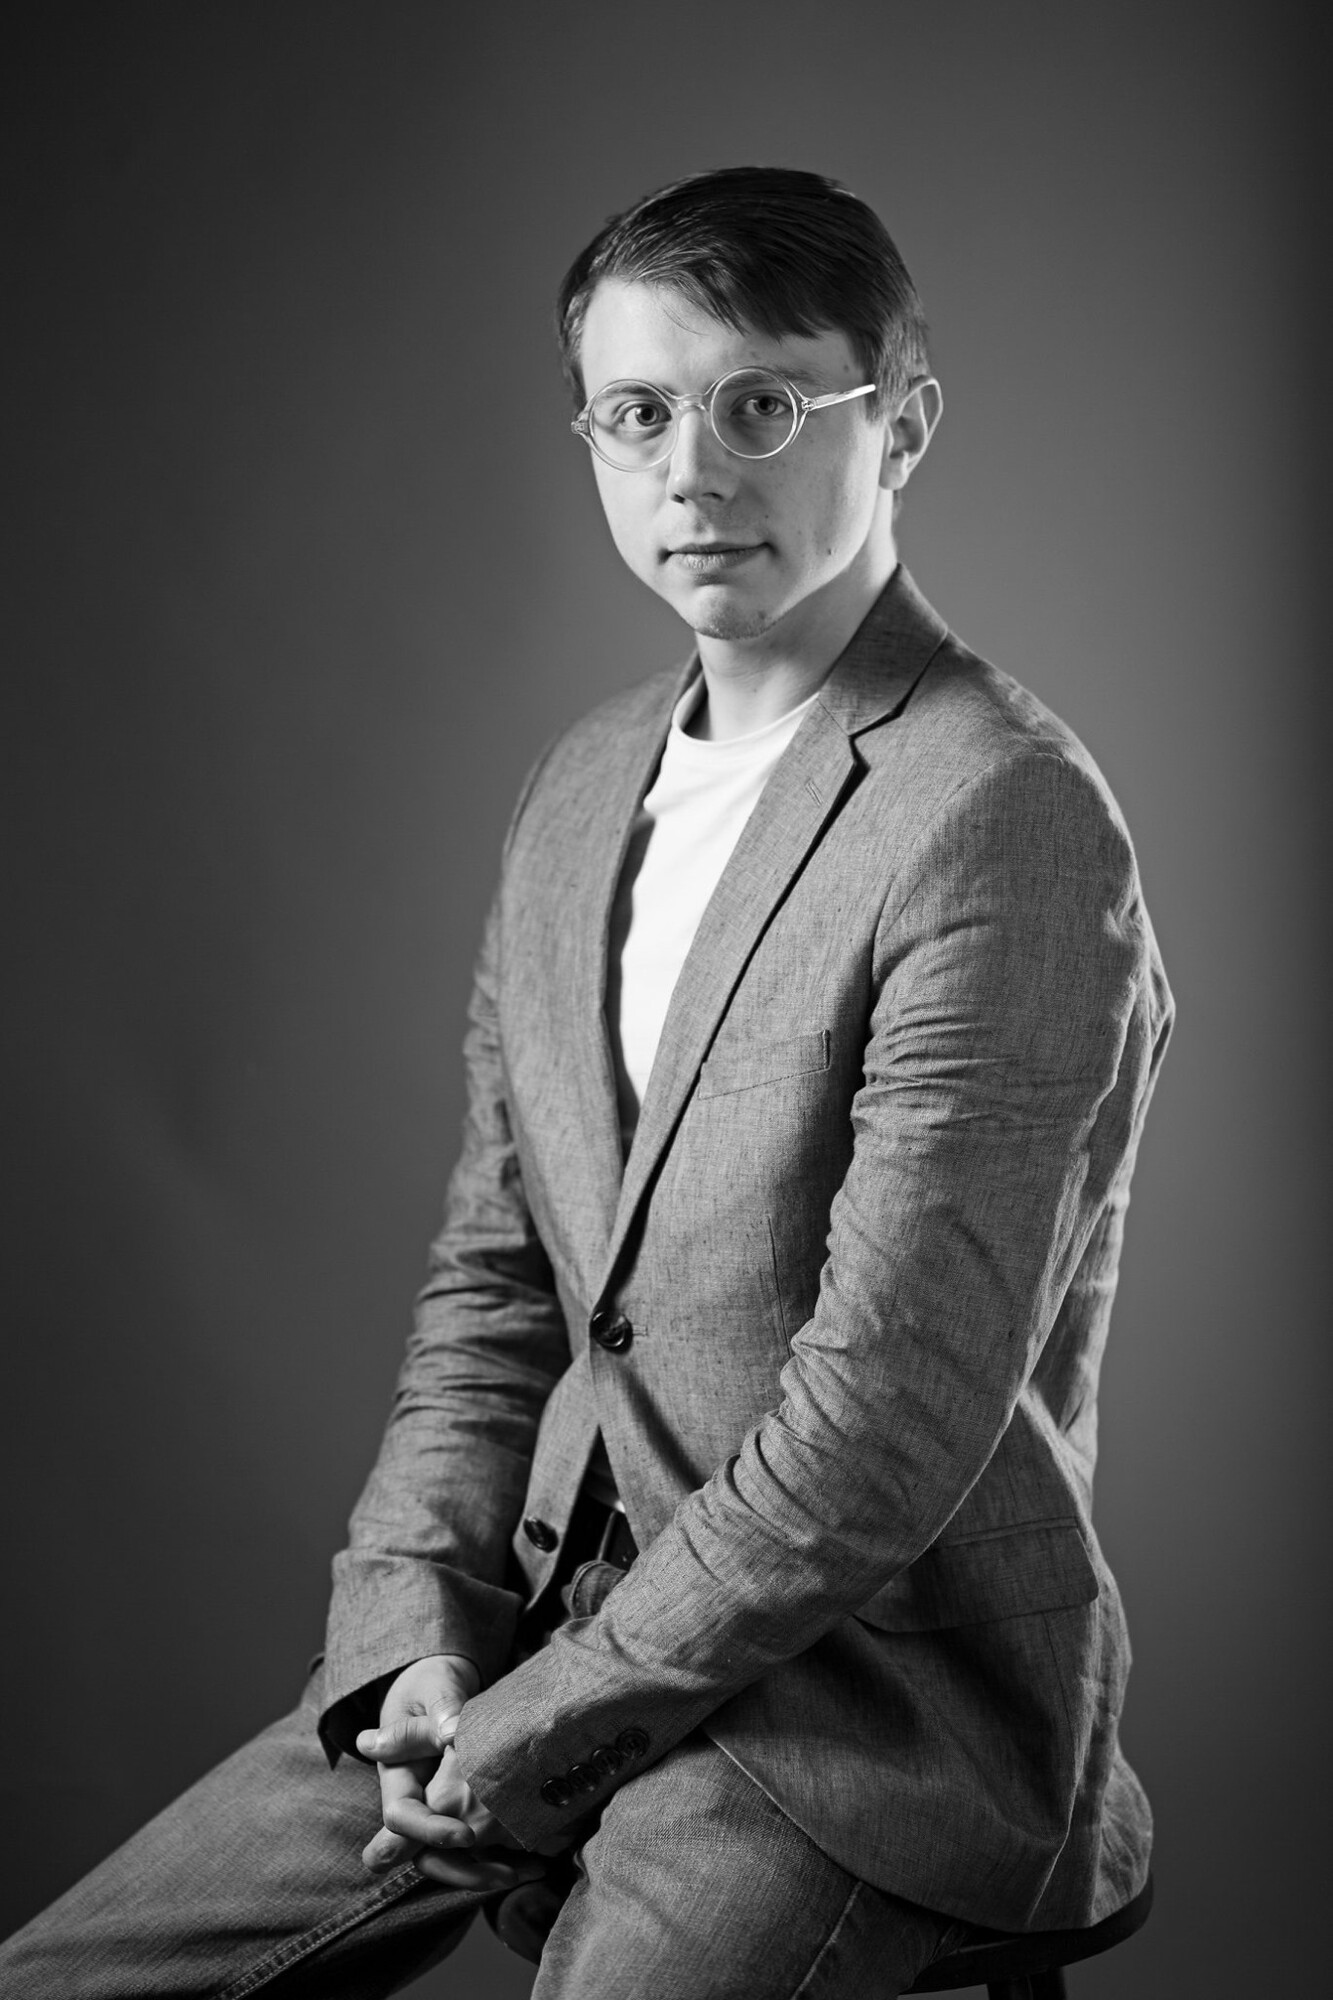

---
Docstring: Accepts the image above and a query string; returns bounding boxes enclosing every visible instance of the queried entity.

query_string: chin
[676,596,779,643]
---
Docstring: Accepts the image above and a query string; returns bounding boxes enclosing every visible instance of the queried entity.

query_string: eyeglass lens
[588,370,799,467]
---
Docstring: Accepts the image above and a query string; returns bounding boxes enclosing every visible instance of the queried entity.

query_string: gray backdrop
[4,3,1326,1995]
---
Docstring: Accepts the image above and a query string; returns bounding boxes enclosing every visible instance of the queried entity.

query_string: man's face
[576,278,896,649]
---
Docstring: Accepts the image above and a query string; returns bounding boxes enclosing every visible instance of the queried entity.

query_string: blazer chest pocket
[698,1028,831,1100]
[854,1521,1099,1632]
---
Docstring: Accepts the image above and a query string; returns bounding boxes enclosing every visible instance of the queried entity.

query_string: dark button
[615,1727,650,1760]
[523,1516,559,1552]
[567,1761,601,1794]
[589,1309,633,1352]
[589,1743,624,1777]
[540,1775,574,1808]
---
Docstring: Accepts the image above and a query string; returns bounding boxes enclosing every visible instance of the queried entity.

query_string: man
[1,167,1171,1998]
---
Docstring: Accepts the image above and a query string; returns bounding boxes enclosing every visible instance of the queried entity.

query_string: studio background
[4,3,1326,1994]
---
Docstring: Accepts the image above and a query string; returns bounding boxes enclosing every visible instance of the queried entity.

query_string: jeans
[0,1562,971,1998]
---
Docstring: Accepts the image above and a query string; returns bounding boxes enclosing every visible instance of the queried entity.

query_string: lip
[667,542,764,570]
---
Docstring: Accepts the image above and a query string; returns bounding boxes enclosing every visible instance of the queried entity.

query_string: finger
[413,1848,549,1892]
[471,1812,521,1848]
[383,1794,478,1849]
[378,1758,428,1805]
[357,1710,461,1764]
[363,1760,428,1874]
[362,1826,421,1874]
[423,1751,469,1817]
[422,1749,515,1844]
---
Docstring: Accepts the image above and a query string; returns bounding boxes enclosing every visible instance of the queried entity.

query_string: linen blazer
[321,568,1173,1933]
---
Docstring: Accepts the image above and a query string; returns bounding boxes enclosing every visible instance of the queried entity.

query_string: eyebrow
[610,364,833,393]
[588,362,842,402]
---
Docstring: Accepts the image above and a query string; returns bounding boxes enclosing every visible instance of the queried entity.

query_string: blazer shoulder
[908,633,1095,764]
[882,633,1132,843]
[509,661,685,827]
[877,635,1172,1020]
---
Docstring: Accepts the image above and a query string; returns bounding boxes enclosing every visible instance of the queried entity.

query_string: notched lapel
[607,707,857,1269]
[548,668,690,1263]
[602,566,948,1285]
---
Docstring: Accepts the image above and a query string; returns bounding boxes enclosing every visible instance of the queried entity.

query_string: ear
[880,378,943,492]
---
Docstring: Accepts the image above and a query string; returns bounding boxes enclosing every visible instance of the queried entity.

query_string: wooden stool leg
[1030,1973,1068,1999]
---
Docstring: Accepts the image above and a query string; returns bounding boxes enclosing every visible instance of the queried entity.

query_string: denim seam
[214,1865,426,1998]
[787,1880,864,1999]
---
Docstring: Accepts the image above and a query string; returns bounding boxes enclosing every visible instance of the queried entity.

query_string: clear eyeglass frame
[571,367,877,471]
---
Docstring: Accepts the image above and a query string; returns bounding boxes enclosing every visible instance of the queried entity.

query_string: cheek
[835,448,886,543]
[594,476,656,571]
[780,462,876,558]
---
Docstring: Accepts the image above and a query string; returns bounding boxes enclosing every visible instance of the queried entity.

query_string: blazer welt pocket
[853,1520,1099,1633]
[698,1029,831,1100]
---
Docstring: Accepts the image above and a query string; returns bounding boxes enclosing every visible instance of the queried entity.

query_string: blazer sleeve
[318,858,571,1760]
[450,746,1172,1841]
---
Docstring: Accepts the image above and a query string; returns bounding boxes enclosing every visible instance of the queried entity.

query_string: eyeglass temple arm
[801,383,877,413]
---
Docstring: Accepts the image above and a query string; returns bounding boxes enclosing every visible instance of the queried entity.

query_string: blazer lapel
[554,662,694,1262]
[601,566,948,1286]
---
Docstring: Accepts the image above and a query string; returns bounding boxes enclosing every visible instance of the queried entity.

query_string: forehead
[578,277,860,395]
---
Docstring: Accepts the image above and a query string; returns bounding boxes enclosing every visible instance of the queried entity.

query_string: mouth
[666,542,765,572]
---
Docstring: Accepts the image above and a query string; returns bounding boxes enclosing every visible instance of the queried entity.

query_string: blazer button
[615,1726,650,1760]
[540,1776,574,1807]
[589,1743,624,1776]
[567,1761,601,1794]
[589,1309,633,1351]
[523,1516,559,1552]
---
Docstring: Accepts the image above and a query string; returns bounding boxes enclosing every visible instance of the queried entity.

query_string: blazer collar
[597,565,947,1294]
[813,562,949,739]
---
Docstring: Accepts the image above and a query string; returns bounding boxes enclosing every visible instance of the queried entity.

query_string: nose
[666,403,738,502]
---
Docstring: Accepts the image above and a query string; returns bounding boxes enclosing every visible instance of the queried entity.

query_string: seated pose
[1,166,1172,2000]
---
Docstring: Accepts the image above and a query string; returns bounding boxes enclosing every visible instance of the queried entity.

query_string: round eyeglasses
[572,367,876,472]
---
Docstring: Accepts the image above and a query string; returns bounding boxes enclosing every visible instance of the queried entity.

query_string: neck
[689,539,898,743]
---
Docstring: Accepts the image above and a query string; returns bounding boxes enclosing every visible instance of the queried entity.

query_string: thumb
[428,1701,465,1750]
[357,1709,459,1764]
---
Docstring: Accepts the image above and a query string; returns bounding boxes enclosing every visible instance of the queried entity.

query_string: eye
[712,373,798,455]
[736,391,789,420]
[622,400,669,431]
[715,374,795,426]
[604,392,671,434]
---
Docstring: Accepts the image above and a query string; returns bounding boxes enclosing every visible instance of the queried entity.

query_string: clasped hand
[358,1653,551,1892]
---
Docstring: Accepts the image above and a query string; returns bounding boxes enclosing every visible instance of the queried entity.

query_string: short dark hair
[556,166,930,418]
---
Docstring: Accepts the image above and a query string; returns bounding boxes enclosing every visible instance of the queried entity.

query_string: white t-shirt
[607,677,818,1145]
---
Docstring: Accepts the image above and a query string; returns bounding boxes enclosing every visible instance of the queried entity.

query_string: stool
[904,1876,1153,1996]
